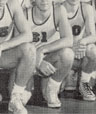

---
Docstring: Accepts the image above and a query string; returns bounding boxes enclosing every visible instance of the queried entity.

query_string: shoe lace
[83,83,93,95]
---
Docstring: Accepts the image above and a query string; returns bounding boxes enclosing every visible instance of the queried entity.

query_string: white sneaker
[79,82,96,101]
[9,93,28,114]
[43,78,61,108]
[21,90,32,105]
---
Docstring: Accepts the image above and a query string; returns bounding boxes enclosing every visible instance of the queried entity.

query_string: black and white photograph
[0,0,96,114]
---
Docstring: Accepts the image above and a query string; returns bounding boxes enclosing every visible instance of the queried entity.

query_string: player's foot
[21,90,32,105]
[9,93,28,114]
[43,78,61,108]
[79,82,96,101]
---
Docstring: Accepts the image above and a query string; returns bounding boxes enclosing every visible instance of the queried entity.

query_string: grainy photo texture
[0,0,96,114]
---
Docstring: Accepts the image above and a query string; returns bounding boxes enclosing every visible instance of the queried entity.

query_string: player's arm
[0,0,32,51]
[79,4,96,45]
[38,5,73,54]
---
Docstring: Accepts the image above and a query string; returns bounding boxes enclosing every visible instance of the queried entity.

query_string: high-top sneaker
[79,82,96,101]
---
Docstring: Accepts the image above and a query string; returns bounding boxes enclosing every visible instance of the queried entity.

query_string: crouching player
[30,0,74,108]
[9,0,74,108]
[0,0,36,114]
[62,0,96,101]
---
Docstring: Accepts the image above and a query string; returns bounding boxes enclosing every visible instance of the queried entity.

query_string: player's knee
[86,44,96,60]
[59,48,74,63]
[19,43,36,58]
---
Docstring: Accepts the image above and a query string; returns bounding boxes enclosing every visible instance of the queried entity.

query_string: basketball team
[0,0,96,114]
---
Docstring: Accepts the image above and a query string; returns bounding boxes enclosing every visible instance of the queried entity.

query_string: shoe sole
[48,103,61,108]
[79,87,96,101]
[83,97,96,101]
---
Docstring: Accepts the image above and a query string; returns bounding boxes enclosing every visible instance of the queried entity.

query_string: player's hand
[75,40,86,59]
[39,60,56,77]
[73,41,86,59]
[75,50,86,59]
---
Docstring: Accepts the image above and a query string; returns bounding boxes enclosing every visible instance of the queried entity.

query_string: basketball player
[31,0,74,108]
[0,0,36,114]
[10,0,74,108]
[62,0,96,101]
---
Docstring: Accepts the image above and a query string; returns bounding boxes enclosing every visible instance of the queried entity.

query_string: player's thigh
[86,44,96,60]
[44,51,60,66]
[44,48,74,66]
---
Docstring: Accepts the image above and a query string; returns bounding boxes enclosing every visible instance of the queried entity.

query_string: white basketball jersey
[0,4,14,43]
[68,2,86,41]
[27,5,60,48]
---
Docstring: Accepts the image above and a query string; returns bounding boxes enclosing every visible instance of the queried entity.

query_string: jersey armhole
[21,0,24,7]
[6,3,13,20]
[25,8,28,20]
[52,1,59,31]
[80,2,85,23]
[6,3,15,38]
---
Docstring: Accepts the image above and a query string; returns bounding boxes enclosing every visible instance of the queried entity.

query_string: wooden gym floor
[0,72,96,114]
[27,98,96,114]
[1,91,96,114]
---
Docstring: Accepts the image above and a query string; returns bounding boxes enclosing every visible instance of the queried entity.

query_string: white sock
[81,72,92,83]
[12,83,26,94]
[90,71,96,79]
[24,89,32,95]
[49,77,62,87]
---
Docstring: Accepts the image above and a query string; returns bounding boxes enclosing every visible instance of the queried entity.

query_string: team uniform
[18,0,60,47]
[68,2,86,43]
[27,4,60,48]
[0,3,14,43]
